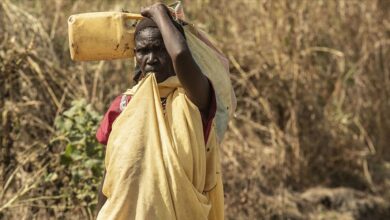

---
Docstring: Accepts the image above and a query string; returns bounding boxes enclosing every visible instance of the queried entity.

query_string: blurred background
[1,0,390,219]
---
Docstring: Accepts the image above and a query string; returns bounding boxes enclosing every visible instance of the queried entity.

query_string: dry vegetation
[1,0,390,219]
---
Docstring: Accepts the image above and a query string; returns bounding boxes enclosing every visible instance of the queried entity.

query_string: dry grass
[1,0,390,219]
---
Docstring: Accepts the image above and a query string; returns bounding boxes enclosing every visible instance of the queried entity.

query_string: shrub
[53,99,104,211]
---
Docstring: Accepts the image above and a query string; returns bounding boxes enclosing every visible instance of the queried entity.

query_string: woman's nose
[146,52,158,65]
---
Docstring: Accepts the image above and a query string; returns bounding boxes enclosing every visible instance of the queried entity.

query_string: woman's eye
[136,48,147,54]
[155,45,166,53]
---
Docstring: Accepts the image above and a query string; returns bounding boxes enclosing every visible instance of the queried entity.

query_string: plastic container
[68,12,143,61]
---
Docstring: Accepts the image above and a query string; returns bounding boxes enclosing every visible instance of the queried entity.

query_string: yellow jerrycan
[68,12,143,61]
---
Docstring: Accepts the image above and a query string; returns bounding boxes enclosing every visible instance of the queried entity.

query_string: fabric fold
[97,74,223,220]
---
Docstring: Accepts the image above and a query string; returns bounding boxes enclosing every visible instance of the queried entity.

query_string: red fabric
[200,84,216,143]
[96,95,131,145]
[96,88,216,145]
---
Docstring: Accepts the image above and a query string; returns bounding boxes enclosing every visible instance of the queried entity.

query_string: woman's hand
[141,3,169,21]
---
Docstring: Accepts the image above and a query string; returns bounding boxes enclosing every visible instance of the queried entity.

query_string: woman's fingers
[140,6,151,17]
[140,3,168,18]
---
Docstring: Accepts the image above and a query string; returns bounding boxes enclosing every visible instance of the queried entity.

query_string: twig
[0,164,48,212]
[91,61,105,104]
[27,57,61,109]
[14,194,68,204]
[0,166,20,200]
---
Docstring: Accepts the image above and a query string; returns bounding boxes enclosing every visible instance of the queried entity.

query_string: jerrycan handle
[123,13,144,20]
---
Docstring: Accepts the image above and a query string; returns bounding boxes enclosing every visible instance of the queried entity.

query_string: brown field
[1,0,390,219]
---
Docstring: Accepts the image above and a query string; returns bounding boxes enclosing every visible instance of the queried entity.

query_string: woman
[96,3,224,220]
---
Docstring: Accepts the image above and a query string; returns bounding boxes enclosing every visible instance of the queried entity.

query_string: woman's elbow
[170,46,191,62]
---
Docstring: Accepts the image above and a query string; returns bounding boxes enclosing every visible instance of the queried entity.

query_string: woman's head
[133,17,185,83]
[134,18,173,83]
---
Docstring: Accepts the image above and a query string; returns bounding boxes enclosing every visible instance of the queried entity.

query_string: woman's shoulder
[96,94,132,145]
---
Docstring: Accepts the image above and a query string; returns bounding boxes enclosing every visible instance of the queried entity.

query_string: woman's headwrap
[134,17,186,39]
[134,17,159,36]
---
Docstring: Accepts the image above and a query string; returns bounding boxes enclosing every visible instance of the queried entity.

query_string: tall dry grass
[1,0,390,219]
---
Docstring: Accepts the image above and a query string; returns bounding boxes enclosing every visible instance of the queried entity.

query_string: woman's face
[134,27,175,83]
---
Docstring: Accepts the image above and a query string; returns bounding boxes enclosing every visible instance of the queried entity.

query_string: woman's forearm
[152,10,189,61]
[141,4,211,110]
